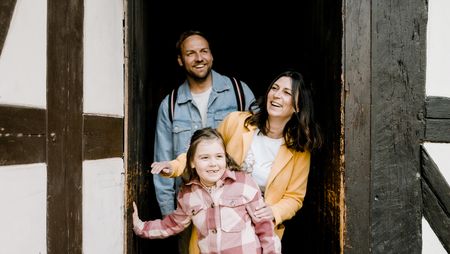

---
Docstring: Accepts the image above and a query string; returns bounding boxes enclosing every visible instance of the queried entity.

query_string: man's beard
[187,68,211,82]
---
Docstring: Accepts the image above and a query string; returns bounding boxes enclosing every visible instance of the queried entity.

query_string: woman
[152,69,322,245]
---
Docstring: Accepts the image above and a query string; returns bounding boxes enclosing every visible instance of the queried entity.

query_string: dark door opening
[127,1,342,253]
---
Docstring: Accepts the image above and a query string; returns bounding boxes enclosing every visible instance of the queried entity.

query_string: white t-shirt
[191,87,212,127]
[243,130,283,192]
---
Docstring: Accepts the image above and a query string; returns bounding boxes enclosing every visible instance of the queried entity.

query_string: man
[153,30,255,254]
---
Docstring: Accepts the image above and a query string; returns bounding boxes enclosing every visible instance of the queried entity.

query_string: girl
[133,127,281,254]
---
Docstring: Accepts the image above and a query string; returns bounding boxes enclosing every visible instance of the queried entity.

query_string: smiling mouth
[270,101,282,108]
[194,64,206,69]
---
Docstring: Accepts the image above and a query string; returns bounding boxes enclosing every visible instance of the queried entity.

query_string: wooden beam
[421,146,450,221]
[343,0,371,253]
[83,115,123,160]
[0,0,16,56]
[425,96,450,142]
[421,145,450,251]
[47,1,83,253]
[371,0,427,252]
[0,105,123,165]
[422,183,450,253]
[425,119,450,142]
[426,96,450,119]
[0,106,46,165]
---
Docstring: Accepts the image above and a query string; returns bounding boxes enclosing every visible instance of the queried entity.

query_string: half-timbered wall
[0,1,47,253]
[82,0,125,253]
[0,0,125,253]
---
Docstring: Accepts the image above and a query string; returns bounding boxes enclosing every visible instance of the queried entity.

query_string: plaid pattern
[135,170,281,254]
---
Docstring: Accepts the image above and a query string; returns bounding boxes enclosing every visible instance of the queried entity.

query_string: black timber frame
[0,1,124,253]
[0,0,16,56]
[421,96,450,252]
[341,0,449,253]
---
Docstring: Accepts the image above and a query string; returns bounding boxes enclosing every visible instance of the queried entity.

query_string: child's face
[191,139,226,187]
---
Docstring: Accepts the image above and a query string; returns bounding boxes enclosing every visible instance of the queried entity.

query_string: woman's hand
[132,202,144,233]
[254,204,274,221]
[150,161,173,175]
[246,203,274,223]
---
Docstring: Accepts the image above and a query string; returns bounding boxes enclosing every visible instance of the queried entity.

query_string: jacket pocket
[172,123,192,155]
[218,197,248,232]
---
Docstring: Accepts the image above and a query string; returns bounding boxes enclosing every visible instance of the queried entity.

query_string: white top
[243,130,283,192]
[191,87,212,127]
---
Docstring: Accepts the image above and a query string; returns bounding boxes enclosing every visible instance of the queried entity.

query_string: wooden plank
[421,146,450,217]
[425,119,450,143]
[422,181,450,253]
[47,1,83,253]
[83,115,124,160]
[425,96,450,142]
[0,0,16,56]
[426,96,450,119]
[0,106,46,165]
[371,0,427,252]
[343,0,371,253]
[125,0,146,253]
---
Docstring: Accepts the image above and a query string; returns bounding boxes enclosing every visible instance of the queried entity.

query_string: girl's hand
[132,202,144,233]
[150,161,173,175]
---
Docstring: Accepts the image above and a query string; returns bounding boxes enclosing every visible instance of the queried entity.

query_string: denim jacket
[153,70,255,216]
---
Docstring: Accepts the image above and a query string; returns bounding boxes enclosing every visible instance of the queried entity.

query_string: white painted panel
[0,0,47,108]
[84,0,124,116]
[426,0,450,97]
[0,163,47,254]
[422,143,449,254]
[423,143,450,188]
[83,158,125,254]
[422,218,447,254]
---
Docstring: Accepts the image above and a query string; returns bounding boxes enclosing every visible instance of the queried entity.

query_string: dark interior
[129,1,343,253]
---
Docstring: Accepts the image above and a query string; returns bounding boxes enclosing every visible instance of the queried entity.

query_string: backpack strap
[167,77,245,123]
[168,87,178,123]
[227,76,245,111]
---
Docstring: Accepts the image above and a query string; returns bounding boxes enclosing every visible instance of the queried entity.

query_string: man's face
[177,35,213,80]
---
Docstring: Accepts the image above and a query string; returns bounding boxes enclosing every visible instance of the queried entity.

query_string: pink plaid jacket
[134,170,281,254]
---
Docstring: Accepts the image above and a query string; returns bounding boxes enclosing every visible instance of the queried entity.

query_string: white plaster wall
[84,0,124,117]
[423,0,450,253]
[0,163,47,254]
[426,0,450,98]
[83,158,125,254]
[82,1,125,253]
[0,0,47,108]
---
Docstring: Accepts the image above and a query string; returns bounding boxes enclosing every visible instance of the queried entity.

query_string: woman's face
[266,76,295,120]
[191,139,226,187]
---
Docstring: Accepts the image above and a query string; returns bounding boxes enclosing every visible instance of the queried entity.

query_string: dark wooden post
[47,1,84,253]
[343,0,371,252]
[344,0,427,253]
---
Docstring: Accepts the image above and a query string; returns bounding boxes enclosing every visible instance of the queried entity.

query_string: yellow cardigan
[168,111,311,239]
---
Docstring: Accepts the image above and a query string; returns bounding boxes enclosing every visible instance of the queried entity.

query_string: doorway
[127,0,343,253]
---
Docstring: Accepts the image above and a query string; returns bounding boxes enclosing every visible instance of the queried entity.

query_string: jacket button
[210,203,214,208]
[211,229,217,234]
